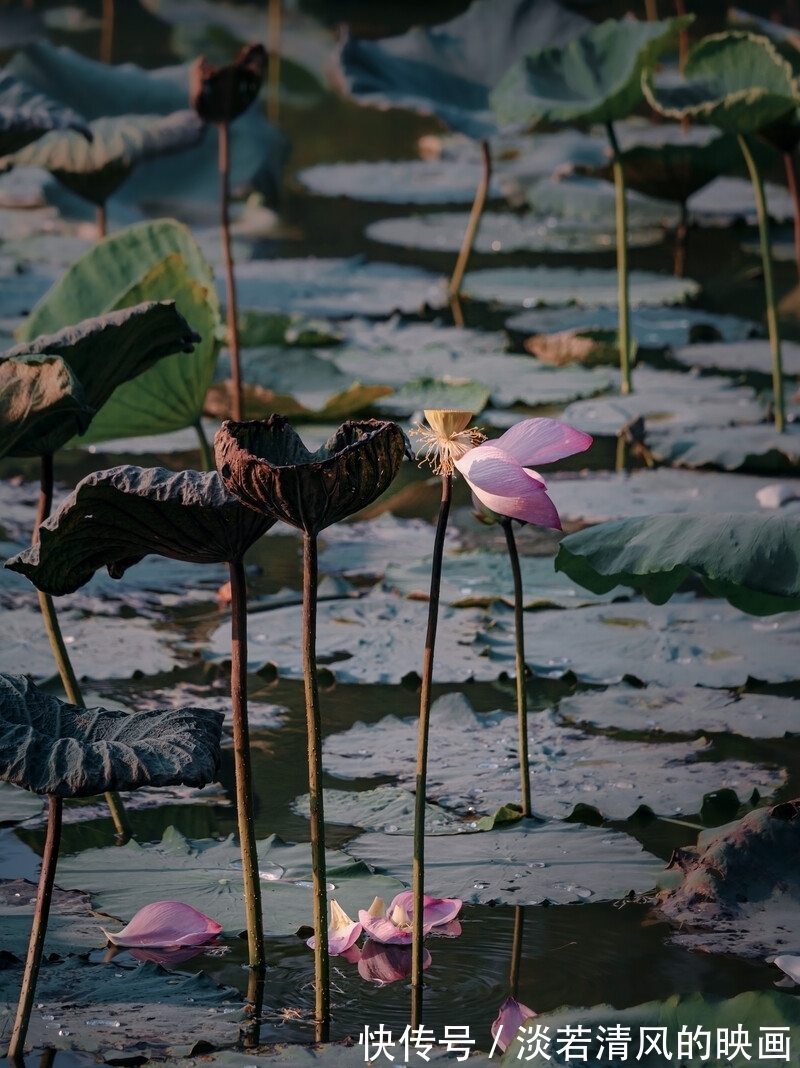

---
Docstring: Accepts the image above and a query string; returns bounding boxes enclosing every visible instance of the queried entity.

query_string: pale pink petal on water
[470,481,562,529]
[494,419,592,466]
[101,901,222,948]
[491,997,537,1052]
[358,940,431,984]
[389,891,462,929]
[430,918,462,938]
[358,909,412,945]
[307,899,362,955]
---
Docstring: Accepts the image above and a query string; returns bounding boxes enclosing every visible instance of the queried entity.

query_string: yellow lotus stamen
[410,408,485,475]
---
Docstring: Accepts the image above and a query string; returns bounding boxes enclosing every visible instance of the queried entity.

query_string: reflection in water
[358,940,431,985]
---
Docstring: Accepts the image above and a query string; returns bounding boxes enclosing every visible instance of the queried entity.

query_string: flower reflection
[358,939,432,985]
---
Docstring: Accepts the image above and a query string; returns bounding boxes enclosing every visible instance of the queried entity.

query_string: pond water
[2,0,800,1064]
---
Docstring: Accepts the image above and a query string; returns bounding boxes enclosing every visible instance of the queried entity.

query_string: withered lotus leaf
[0,354,93,460]
[0,70,91,155]
[6,466,276,596]
[215,416,409,536]
[0,672,223,797]
[190,44,266,125]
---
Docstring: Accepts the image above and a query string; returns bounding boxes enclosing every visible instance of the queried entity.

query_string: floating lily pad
[649,421,800,471]
[321,693,784,821]
[366,211,664,254]
[296,159,507,204]
[0,879,107,958]
[671,338,800,377]
[231,257,447,318]
[556,513,800,616]
[292,785,465,835]
[55,826,403,938]
[506,304,760,348]
[385,550,632,608]
[656,802,800,957]
[376,377,491,417]
[319,514,461,580]
[525,175,679,230]
[687,175,795,224]
[0,781,45,823]
[461,267,699,309]
[346,818,663,906]
[558,684,800,739]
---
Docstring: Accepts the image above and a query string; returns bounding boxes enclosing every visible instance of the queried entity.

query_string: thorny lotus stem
[194,417,214,471]
[783,150,800,284]
[219,121,243,422]
[8,794,62,1061]
[35,455,131,840]
[606,121,632,395]
[302,532,330,1042]
[101,0,114,64]
[449,140,492,328]
[229,557,266,973]
[268,0,282,126]
[509,905,524,998]
[738,134,785,433]
[412,472,452,1027]
[673,200,688,278]
[500,518,531,818]
[242,968,266,1048]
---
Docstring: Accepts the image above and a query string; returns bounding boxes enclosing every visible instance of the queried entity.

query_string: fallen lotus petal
[306,899,362,956]
[773,955,800,984]
[101,900,222,948]
[358,939,431,985]
[389,889,462,929]
[492,996,537,1052]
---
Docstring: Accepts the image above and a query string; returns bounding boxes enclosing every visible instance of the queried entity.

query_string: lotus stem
[673,200,688,278]
[194,417,214,471]
[783,150,800,283]
[218,121,243,422]
[674,0,689,74]
[412,472,452,1027]
[7,793,62,1061]
[96,203,106,241]
[509,905,524,998]
[34,455,131,839]
[500,518,531,818]
[448,139,492,326]
[738,134,785,432]
[606,121,632,394]
[644,0,658,18]
[229,557,266,974]
[267,0,282,126]
[242,967,266,1048]
[302,531,330,1042]
[615,432,627,474]
[101,0,114,64]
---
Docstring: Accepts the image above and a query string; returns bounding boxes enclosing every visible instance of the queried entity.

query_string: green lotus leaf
[0,672,222,796]
[376,377,490,418]
[0,353,93,459]
[461,266,699,309]
[643,32,800,135]
[5,301,199,455]
[491,16,692,128]
[0,70,91,155]
[556,513,800,615]
[6,466,275,596]
[648,421,800,471]
[1,111,206,207]
[18,219,220,444]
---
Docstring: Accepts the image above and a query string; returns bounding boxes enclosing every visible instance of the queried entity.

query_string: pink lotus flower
[358,939,431,984]
[359,891,461,946]
[306,899,362,956]
[101,901,222,948]
[491,996,537,1052]
[453,418,592,529]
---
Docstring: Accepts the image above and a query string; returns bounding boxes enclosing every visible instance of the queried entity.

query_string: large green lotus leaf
[55,826,404,938]
[386,550,632,608]
[0,672,222,796]
[0,70,90,155]
[672,338,800,376]
[461,267,699,309]
[205,587,800,688]
[656,802,800,957]
[491,16,690,128]
[7,41,288,207]
[297,159,507,204]
[0,353,92,458]
[346,818,663,906]
[7,467,275,596]
[558,683,800,739]
[560,367,764,435]
[556,513,800,615]
[2,112,206,207]
[376,377,491,418]
[506,304,760,348]
[231,257,447,318]
[648,421,800,471]
[643,32,800,135]
[0,780,45,823]
[292,785,465,835]
[321,693,783,822]
[548,468,800,525]
[5,301,199,454]
[366,210,664,254]
[688,174,795,223]
[0,955,242,1057]
[498,991,800,1066]
[0,879,113,956]
[525,175,679,229]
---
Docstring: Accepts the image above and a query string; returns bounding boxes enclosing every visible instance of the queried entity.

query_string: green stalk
[219,121,243,422]
[228,557,266,974]
[739,134,785,432]
[411,472,452,1027]
[606,121,632,395]
[448,140,492,327]
[302,532,330,1042]
[500,518,531,818]
[7,794,62,1062]
[194,417,214,471]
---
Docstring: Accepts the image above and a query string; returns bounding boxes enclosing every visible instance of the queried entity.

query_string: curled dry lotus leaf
[0,672,222,797]
[215,415,409,536]
[2,301,199,456]
[190,43,266,124]
[1,111,206,206]
[0,354,93,460]
[6,466,275,596]
[0,69,90,155]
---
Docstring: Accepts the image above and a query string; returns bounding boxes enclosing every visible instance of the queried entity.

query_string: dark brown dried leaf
[190,44,266,124]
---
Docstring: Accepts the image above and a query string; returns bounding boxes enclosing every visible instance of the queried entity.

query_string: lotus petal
[388,890,462,929]
[358,908,412,945]
[493,418,592,467]
[456,446,562,528]
[102,900,222,948]
[492,996,537,1052]
[306,899,362,955]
